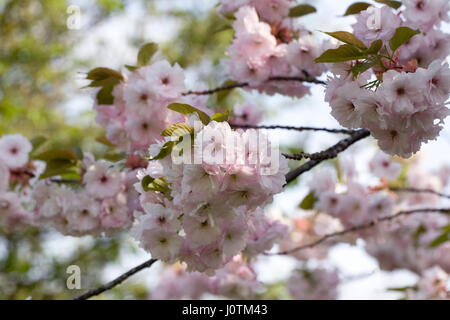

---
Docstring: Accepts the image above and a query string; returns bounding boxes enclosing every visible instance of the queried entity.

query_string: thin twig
[231,124,357,135]
[274,207,450,256]
[182,76,326,96]
[390,187,450,200]
[285,129,370,183]
[73,258,157,300]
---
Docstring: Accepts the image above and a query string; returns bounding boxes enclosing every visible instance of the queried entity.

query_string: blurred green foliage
[0,0,140,300]
[161,10,233,68]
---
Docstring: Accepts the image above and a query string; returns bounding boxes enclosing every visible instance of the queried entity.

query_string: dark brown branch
[390,187,450,200]
[274,207,450,256]
[285,128,370,183]
[182,76,326,96]
[231,124,357,135]
[73,258,157,300]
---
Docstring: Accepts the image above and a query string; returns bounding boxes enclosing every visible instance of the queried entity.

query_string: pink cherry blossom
[0,134,32,169]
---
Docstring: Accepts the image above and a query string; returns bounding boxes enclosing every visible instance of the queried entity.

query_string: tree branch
[182,76,326,96]
[274,207,450,256]
[73,258,157,300]
[285,128,370,183]
[231,124,357,135]
[390,187,450,200]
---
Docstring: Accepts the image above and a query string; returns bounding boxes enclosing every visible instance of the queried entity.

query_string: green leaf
[429,225,450,248]
[323,31,367,50]
[34,149,78,162]
[389,27,420,53]
[216,80,238,103]
[86,67,123,105]
[39,163,79,180]
[96,135,115,147]
[34,149,79,179]
[289,4,317,17]
[298,191,316,210]
[167,103,211,125]
[141,175,155,191]
[30,136,47,155]
[315,44,368,63]
[343,2,372,16]
[103,152,126,162]
[388,286,417,292]
[86,67,124,82]
[351,60,376,77]
[137,42,158,67]
[429,231,450,248]
[125,65,138,72]
[151,140,179,161]
[413,224,427,247]
[374,0,402,9]
[211,112,229,122]
[96,84,116,105]
[142,176,171,194]
[72,146,84,160]
[365,39,383,54]
[161,123,194,137]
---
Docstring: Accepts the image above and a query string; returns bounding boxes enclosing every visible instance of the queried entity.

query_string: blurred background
[0,0,449,299]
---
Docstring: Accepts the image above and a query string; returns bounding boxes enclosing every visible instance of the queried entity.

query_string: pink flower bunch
[151,254,261,299]
[0,134,39,229]
[364,163,450,274]
[228,102,264,126]
[93,60,187,152]
[287,268,340,300]
[32,156,136,236]
[325,4,450,158]
[132,120,289,273]
[352,3,450,66]
[219,0,293,24]
[408,266,450,300]
[365,209,450,273]
[223,5,327,97]
[327,59,450,158]
[279,212,342,261]
[305,161,397,228]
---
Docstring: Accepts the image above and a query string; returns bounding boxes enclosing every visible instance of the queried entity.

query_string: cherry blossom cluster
[31,155,137,236]
[0,133,138,235]
[151,255,261,299]
[132,120,289,273]
[220,3,328,97]
[287,268,339,300]
[293,151,450,293]
[0,134,37,229]
[407,266,450,300]
[93,60,188,152]
[365,163,450,274]
[325,3,450,158]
